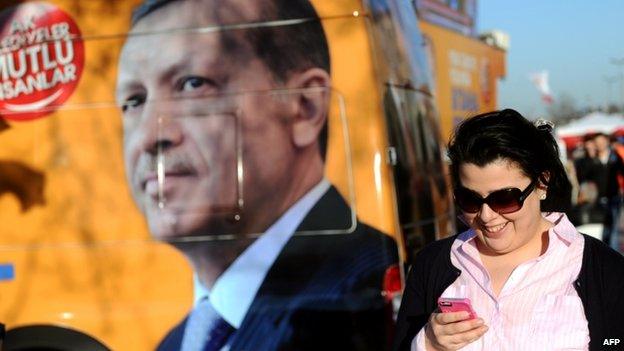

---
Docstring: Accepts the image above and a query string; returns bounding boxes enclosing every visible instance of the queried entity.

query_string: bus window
[366,0,454,262]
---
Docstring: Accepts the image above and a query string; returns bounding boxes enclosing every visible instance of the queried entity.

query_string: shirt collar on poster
[193,179,331,328]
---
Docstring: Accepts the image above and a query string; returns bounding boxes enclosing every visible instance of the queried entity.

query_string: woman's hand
[424,311,488,351]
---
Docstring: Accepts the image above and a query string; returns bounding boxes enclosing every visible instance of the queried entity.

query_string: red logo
[0,2,84,121]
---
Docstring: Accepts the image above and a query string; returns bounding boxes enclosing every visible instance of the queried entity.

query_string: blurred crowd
[566,132,624,252]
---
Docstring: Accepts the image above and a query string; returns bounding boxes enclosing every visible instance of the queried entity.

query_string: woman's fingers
[446,318,485,334]
[427,313,489,351]
[452,325,489,349]
[434,311,470,324]
[456,324,489,343]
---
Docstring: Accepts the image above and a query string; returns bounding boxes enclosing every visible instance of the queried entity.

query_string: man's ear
[287,68,331,149]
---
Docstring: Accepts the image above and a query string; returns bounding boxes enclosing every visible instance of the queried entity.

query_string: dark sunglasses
[454,180,537,214]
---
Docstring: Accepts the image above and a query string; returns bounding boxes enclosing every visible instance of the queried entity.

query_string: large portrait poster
[0,1,404,349]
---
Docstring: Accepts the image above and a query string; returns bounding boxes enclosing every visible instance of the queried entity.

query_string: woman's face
[458,158,548,256]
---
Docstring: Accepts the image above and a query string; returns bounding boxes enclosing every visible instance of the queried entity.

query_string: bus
[415,0,507,142]
[0,0,503,349]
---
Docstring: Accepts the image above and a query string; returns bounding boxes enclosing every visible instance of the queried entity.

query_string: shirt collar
[544,212,579,246]
[455,212,580,258]
[193,179,331,328]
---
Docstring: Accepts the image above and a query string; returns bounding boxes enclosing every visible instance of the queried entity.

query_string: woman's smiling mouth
[482,221,509,235]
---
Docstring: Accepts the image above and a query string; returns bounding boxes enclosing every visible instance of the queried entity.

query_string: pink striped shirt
[412,212,590,350]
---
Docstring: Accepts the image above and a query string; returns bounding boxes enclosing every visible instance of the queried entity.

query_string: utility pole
[611,57,624,111]
[604,75,619,112]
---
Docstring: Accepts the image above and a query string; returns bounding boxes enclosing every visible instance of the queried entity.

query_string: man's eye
[179,76,212,92]
[122,94,145,112]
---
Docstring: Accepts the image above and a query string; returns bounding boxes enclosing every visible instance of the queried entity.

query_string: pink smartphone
[437,297,477,320]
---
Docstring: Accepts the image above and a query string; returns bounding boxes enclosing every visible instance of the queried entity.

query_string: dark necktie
[181,298,236,351]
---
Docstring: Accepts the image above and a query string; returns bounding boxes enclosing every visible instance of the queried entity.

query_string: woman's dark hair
[447,109,572,212]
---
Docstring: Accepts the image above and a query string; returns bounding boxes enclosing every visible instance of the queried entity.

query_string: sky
[477,0,624,119]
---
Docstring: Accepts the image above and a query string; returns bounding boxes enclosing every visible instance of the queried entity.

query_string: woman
[393,109,624,351]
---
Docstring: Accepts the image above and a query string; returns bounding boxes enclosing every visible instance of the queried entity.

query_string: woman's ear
[538,171,550,198]
[286,68,331,149]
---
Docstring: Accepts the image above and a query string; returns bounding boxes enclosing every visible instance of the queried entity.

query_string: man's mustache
[133,153,198,190]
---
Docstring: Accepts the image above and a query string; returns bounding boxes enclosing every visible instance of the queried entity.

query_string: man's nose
[137,101,183,155]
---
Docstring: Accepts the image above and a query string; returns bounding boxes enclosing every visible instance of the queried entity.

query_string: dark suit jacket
[157,186,398,351]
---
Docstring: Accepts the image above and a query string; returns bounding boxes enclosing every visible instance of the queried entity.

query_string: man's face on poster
[116,0,315,240]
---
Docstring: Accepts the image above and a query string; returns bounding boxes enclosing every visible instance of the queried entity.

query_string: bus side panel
[420,20,506,142]
[0,0,404,349]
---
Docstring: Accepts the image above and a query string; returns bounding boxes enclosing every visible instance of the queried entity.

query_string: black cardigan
[392,234,624,351]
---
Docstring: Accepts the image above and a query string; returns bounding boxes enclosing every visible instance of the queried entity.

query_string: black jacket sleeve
[576,234,624,351]
[392,236,459,351]
[392,255,429,351]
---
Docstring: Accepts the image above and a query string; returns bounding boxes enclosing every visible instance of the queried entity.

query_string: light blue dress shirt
[192,179,331,328]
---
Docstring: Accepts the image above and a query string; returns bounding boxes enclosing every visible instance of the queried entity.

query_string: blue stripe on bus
[0,264,15,281]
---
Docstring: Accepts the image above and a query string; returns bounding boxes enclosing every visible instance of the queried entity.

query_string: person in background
[393,109,624,351]
[571,134,601,225]
[612,135,624,194]
[574,135,599,186]
[593,133,624,251]
[611,135,624,244]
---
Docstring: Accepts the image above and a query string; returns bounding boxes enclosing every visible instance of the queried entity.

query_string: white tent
[556,112,624,137]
